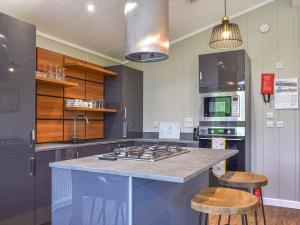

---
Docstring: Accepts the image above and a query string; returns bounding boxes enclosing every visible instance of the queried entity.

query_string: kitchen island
[50,148,237,225]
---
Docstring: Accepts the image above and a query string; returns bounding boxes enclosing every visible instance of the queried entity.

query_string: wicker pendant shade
[209,1,243,49]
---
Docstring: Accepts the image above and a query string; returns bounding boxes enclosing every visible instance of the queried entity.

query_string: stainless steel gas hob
[98,145,190,162]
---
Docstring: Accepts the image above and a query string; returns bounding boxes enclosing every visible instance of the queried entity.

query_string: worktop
[35,138,199,152]
[49,147,237,183]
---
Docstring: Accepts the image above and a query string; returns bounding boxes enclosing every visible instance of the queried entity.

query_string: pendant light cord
[224,0,227,16]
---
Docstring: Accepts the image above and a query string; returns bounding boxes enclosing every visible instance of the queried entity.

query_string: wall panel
[261,0,280,199]
[277,0,297,201]
[128,0,300,202]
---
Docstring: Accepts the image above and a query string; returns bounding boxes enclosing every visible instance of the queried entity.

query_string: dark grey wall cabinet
[0,12,36,225]
[105,65,143,139]
[199,50,246,93]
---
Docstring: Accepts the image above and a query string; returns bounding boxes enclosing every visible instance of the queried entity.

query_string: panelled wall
[129,0,300,202]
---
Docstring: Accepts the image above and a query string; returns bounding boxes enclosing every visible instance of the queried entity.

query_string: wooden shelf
[64,107,117,113]
[36,76,79,87]
[64,62,117,77]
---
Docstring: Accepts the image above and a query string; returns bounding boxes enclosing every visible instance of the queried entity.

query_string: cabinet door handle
[200,137,243,141]
[199,72,203,87]
[30,130,35,147]
[124,107,127,119]
[29,157,35,176]
[76,151,79,158]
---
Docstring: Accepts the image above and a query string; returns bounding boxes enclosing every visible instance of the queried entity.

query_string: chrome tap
[72,114,89,143]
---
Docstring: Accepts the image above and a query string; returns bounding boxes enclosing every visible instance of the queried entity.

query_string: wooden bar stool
[218,171,268,225]
[191,187,258,225]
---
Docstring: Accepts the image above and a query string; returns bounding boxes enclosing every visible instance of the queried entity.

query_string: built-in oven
[199,91,245,122]
[198,126,247,187]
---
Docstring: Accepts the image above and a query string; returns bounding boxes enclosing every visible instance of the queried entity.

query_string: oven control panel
[208,128,235,135]
[199,126,245,137]
[231,96,240,117]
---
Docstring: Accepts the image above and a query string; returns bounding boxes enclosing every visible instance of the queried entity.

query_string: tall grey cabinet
[0,12,36,225]
[105,65,143,139]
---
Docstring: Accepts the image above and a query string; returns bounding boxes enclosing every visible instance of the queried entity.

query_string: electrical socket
[276,121,284,128]
[266,112,274,119]
[266,121,274,128]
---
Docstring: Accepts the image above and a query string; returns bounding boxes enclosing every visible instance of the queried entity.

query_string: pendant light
[125,0,169,62]
[209,0,243,49]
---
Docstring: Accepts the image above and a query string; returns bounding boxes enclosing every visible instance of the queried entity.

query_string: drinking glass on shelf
[65,99,73,108]
[48,63,55,79]
[98,99,105,108]
[89,100,97,108]
[61,68,66,80]
[55,66,59,80]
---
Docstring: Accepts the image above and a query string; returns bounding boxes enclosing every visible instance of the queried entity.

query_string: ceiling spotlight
[87,4,95,12]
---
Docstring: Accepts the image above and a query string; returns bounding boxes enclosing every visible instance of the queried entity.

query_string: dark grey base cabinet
[0,153,35,225]
[35,148,78,225]
[105,65,143,139]
[35,142,133,225]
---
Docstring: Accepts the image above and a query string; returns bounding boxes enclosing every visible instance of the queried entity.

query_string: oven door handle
[199,137,243,141]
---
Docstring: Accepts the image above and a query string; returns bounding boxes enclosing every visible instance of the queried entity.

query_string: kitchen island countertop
[50,147,237,183]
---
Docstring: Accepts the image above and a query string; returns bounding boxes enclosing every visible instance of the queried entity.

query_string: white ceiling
[0,0,273,62]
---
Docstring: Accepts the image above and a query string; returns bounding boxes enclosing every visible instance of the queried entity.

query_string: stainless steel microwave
[199,91,245,121]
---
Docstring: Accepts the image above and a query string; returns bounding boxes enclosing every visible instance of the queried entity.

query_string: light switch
[276,121,284,128]
[266,112,274,119]
[153,121,159,128]
[276,62,283,69]
[266,121,274,128]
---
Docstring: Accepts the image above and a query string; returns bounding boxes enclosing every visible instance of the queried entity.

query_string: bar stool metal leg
[226,215,231,225]
[244,215,249,225]
[241,215,245,225]
[198,212,203,225]
[259,187,267,225]
[218,215,221,225]
[254,210,259,225]
[205,213,208,225]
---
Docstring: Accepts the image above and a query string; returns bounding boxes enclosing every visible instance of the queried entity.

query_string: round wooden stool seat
[218,171,268,188]
[191,187,258,216]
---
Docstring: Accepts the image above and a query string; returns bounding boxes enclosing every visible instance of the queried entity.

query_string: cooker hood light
[125,0,170,63]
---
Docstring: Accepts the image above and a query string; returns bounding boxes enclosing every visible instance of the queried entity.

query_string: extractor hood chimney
[124,0,170,63]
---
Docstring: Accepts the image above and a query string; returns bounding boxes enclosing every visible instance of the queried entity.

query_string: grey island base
[50,148,238,225]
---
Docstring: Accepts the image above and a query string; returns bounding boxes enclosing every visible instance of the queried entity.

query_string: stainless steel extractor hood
[125,0,169,62]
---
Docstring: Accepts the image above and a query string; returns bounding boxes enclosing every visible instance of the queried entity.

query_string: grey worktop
[49,148,237,183]
[35,138,199,152]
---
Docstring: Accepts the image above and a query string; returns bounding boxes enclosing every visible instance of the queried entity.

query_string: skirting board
[264,197,300,209]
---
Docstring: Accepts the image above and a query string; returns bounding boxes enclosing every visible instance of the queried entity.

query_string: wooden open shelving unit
[64,62,117,77]
[65,107,117,113]
[36,47,117,143]
[36,76,79,87]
